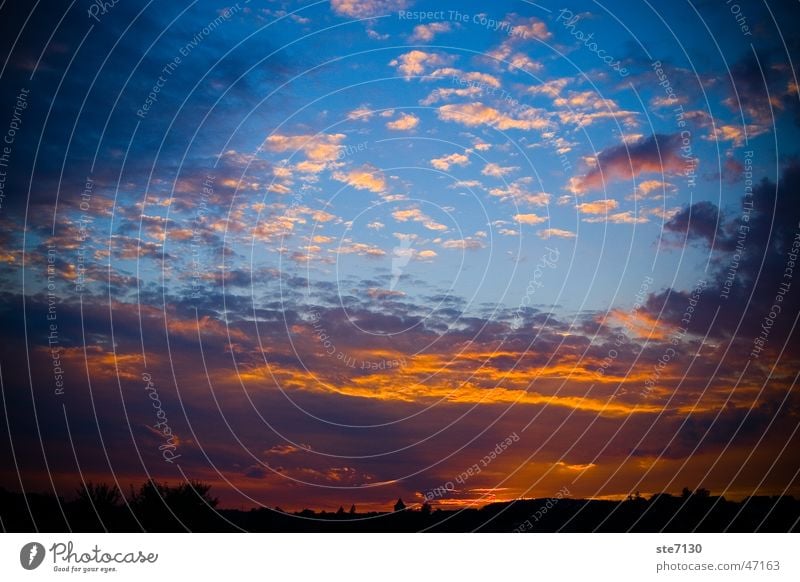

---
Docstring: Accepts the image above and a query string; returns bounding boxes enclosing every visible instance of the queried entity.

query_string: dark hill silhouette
[1,482,797,532]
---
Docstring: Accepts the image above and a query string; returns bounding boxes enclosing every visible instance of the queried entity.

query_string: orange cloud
[409,21,451,42]
[392,207,448,231]
[489,178,550,205]
[538,228,576,239]
[263,133,346,163]
[576,199,619,214]
[386,112,420,131]
[389,50,455,78]
[569,134,687,194]
[482,162,518,177]
[514,213,547,225]
[330,0,410,18]
[438,102,550,131]
[333,165,387,193]
[431,152,470,170]
[583,211,648,224]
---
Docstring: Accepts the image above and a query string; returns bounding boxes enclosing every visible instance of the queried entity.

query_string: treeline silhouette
[1,482,798,532]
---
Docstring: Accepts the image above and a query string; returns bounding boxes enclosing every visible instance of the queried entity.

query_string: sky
[1,0,799,512]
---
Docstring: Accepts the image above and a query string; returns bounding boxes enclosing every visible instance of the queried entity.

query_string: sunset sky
[1,0,799,512]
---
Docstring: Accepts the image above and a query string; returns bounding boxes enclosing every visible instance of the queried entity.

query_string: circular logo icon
[19,542,45,570]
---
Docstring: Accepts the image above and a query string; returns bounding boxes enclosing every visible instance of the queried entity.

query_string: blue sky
[1,0,799,511]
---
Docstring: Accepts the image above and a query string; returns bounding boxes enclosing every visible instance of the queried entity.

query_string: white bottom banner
[1,533,796,581]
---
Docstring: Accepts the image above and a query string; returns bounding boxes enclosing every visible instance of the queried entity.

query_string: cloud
[386,112,420,131]
[719,157,745,184]
[548,91,639,129]
[514,213,547,225]
[485,16,551,74]
[527,78,571,99]
[367,29,389,40]
[538,228,576,239]
[409,22,452,42]
[265,443,311,456]
[367,287,406,299]
[389,50,455,78]
[419,86,483,106]
[337,240,386,257]
[449,179,483,190]
[647,206,681,220]
[429,68,501,88]
[625,163,800,387]
[482,162,518,177]
[509,16,552,40]
[347,105,374,121]
[683,109,766,146]
[662,201,728,248]
[568,134,688,194]
[441,236,486,250]
[437,102,551,131]
[330,0,410,18]
[263,134,344,162]
[392,207,448,231]
[5,2,800,513]
[489,178,550,206]
[263,133,346,163]
[722,50,800,129]
[583,211,648,224]
[431,152,470,171]
[333,165,387,193]
[576,199,619,214]
[635,179,675,199]
[706,124,752,146]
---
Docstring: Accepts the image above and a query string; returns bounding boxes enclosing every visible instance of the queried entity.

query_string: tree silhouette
[2,483,798,532]
[132,480,220,532]
[73,482,123,531]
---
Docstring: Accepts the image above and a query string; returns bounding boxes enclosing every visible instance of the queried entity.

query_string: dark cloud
[646,162,800,352]
[571,134,687,193]
[663,201,731,249]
